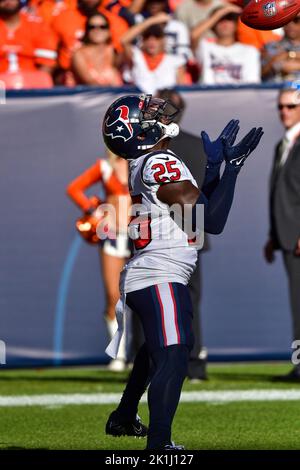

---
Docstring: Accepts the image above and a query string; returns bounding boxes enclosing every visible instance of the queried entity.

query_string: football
[241,0,300,30]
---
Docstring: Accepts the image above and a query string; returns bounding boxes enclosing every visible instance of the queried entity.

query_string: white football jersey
[120,149,199,293]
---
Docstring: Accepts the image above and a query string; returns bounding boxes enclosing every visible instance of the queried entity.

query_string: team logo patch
[262,1,277,17]
[104,105,133,142]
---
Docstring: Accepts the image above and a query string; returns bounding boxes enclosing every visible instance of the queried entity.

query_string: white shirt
[197,39,261,85]
[120,149,199,294]
[129,46,185,95]
[134,16,193,62]
[279,121,300,166]
[175,0,225,31]
[164,19,193,61]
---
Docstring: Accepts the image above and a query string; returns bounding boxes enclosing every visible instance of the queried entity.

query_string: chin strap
[137,121,180,151]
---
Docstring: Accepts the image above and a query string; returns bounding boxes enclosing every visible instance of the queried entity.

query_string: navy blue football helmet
[102,94,180,160]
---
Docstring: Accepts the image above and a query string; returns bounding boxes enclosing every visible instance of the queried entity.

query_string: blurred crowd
[1,0,300,90]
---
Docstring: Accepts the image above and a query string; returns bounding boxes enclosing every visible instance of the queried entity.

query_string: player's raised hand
[201,119,240,167]
[223,126,264,170]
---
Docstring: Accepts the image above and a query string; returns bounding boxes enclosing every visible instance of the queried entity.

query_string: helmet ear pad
[157,122,179,139]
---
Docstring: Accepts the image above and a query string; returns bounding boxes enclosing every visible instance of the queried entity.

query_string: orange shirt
[237,19,281,50]
[67,159,128,213]
[26,0,72,23]
[101,0,132,17]
[0,11,57,72]
[52,5,128,70]
[143,52,165,71]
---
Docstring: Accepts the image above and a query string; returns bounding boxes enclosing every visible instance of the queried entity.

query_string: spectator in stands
[262,14,300,82]
[121,12,186,93]
[72,12,122,86]
[194,6,261,84]
[137,0,193,62]
[0,0,57,85]
[174,0,225,33]
[26,0,69,24]
[51,0,129,83]
[264,87,300,381]
[237,18,281,51]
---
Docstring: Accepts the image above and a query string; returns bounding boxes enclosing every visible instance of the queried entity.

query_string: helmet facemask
[137,94,180,150]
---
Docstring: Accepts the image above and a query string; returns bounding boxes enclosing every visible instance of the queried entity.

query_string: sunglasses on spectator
[277,103,300,110]
[292,17,300,24]
[88,24,109,30]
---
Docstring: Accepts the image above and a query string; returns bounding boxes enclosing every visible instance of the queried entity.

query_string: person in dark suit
[156,89,209,380]
[264,87,300,381]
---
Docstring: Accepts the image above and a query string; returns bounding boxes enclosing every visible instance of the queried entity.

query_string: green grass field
[1,363,300,450]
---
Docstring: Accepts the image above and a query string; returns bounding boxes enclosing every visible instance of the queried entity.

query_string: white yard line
[0,389,300,407]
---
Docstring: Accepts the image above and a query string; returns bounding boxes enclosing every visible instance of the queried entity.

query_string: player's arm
[158,125,263,235]
[157,180,200,208]
[200,126,264,234]
[201,119,240,197]
[156,171,237,235]
[200,121,264,197]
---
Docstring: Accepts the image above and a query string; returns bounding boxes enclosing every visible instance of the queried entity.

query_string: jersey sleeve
[142,153,194,186]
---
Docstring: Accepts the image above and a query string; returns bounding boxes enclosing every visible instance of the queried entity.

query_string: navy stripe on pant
[126,282,194,353]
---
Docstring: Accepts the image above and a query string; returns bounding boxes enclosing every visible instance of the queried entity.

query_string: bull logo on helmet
[104,105,134,142]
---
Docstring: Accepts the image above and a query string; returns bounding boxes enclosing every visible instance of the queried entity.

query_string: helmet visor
[140,96,179,125]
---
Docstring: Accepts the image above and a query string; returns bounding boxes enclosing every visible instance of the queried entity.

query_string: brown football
[241,0,300,30]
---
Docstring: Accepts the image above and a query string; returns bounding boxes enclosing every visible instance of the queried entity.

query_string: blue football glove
[201,119,240,167]
[222,126,264,171]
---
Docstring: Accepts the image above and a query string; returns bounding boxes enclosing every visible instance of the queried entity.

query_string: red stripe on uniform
[169,283,181,344]
[155,285,167,346]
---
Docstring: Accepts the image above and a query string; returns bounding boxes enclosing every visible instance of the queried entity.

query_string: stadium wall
[0,85,293,367]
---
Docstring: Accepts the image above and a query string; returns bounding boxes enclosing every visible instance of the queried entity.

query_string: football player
[102,94,263,449]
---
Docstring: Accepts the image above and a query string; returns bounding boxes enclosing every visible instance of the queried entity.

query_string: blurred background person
[72,12,122,86]
[137,0,192,63]
[264,87,300,382]
[181,0,281,53]
[26,0,69,23]
[156,88,209,380]
[51,0,128,85]
[121,13,186,93]
[0,0,57,88]
[174,0,224,33]
[191,2,241,48]
[67,151,131,371]
[262,13,300,82]
[193,6,260,85]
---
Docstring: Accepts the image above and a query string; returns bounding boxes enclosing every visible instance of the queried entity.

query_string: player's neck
[152,139,170,152]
